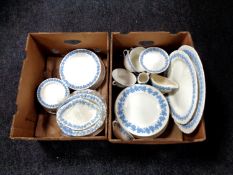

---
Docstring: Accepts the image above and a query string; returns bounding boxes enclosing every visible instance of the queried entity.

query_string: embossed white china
[112,68,136,88]
[112,120,134,141]
[59,49,105,90]
[115,84,169,138]
[139,47,170,74]
[123,47,145,72]
[176,45,206,134]
[37,78,70,113]
[167,50,198,125]
[137,72,150,84]
[150,74,178,93]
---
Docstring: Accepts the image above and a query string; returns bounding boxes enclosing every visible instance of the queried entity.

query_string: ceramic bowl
[123,47,145,72]
[112,68,136,88]
[112,120,134,141]
[59,49,105,90]
[115,84,169,138]
[167,50,198,125]
[139,47,169,73]
[176,45,206,134]
[37,78,70,113]
[150,74,178,93]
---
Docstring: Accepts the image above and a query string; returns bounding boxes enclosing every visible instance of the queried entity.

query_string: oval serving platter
[176,45,206,134]
[139,47,170,74]
[57,98,102,131]
[115,84,169,138]
[59,49,101,90]
[167,50,198,125]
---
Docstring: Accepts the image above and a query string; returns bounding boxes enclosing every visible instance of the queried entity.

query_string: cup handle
[123,49,129,57]
[112,81,117,86]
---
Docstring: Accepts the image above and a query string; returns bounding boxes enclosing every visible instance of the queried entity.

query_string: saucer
[139,47,169,73]
[59,49,101,90]
[57,98,102,130]
[150,74,178,93]
[115,84,169,137]
[176,45,206,133]
[167,50,198,124]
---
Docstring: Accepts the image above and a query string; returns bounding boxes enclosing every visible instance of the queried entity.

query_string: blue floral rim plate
[139,47,170,73]
[176,45,206,133]
[115,84,169,137]
[167,50,198,125]
[37,78,69,109]
[59,49,101,90]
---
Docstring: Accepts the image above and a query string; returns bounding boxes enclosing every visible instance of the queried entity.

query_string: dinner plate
[59,49,101,90]
[115,84,169,137]
[176,45,206,133]
[57,98,102,130]
[167,50,198,124]
[139,47,169,73]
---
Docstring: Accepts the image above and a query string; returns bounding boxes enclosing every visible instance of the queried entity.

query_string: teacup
[150,74,178,93]
[112,68,136,88]
[112,120,134,141]
[137,72,150,84]
[123,47,145,72]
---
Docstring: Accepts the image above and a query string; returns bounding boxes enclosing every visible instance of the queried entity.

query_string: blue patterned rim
[115,84,169,137]
[57,98,102,130]
[167,50,198,124]
[59,49,101,90]
[139,47,169,73]
[177,45,206,133]
[151,81,177,93]
[37,78,70,109]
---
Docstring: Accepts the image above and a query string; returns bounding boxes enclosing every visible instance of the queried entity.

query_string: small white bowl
[150,74,178,93]
[139,47,169,73]
[112,68,136,88]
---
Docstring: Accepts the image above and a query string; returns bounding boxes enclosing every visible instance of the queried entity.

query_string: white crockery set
[113,45,206,141]
[37,49,107,137]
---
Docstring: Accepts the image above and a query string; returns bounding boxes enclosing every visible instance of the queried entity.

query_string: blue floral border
[151,81,177,93]
[59,49,101,90]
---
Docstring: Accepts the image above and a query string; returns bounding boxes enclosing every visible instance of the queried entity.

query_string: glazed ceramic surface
[137,72,150,84]
[37,78,69,110]
[112,68,136,88]
[167,50,198,124]
[123,47,145,72]
[176,45,206,133]
[150,74,178,93]
[139,47,169,73]
[59,49,103,90]
[115,84,169,137]
[112,120,134,141]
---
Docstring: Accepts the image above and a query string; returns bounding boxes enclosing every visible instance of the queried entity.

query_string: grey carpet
[0,0,233,174]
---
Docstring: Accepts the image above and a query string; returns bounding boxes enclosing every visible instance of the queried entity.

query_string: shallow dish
[59,49,104,90]
[115,84,169,138]
[176,45,206,134]
[150,74,178,93]
[57,98,102,130]
[167,50,198,124]
[37,78,69,112]
[139,47,169,73]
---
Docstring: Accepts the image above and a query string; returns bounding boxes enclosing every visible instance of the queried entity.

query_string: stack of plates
[56,89,107,136]
[167,45,206,134]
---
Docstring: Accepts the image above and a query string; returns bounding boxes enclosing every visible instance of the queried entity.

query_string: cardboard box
[10,32,109,140]
[108,32,206,144]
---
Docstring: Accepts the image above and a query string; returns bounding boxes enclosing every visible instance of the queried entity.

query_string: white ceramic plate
[167,50,198,124]
[57,98,102,130]
[176,45,206,133]
[115,84,169,137]
[139,47,169,73]
[59,49,101,90]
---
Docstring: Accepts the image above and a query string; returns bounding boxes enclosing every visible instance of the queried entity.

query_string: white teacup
[112,120,134,141]
[137,72,150,84]
[112,68,136,88]
[123,47,145,72]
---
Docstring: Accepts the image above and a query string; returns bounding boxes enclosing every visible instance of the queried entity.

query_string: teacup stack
[37,49,107,136]
[113,45,206,140]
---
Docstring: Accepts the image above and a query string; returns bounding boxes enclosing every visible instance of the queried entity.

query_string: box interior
[10,32,109,140]
[108,32,206,144]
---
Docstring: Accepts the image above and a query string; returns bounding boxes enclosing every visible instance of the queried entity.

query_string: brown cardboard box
[10,32,109,140]
[108,32,206,144]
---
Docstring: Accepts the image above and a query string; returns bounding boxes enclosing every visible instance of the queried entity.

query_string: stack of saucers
[56,89,107,136]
